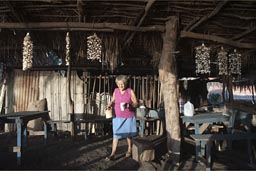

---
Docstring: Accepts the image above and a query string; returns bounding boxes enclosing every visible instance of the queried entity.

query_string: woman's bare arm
[107,92,115,109]
[130,89,138,109]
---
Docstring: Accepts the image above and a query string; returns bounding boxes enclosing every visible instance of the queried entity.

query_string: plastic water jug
[184,101,194,117]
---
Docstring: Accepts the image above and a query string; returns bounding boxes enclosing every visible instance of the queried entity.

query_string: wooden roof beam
[184,17,200,31]
[0,22,165,32]
[187,0,229,31]
[180,31,256,49]
[220,13,256,20]
[123,0,156,47]
[77,0,85,22]
[4,1,24,22]
[232,26,256,40]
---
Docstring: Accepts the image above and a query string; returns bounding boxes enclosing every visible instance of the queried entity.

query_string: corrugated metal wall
[5,69,84,131]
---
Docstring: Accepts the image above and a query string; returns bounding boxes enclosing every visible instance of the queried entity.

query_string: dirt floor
[0,130,256,171]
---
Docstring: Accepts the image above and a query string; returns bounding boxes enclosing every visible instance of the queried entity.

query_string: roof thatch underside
[0,0,256,77]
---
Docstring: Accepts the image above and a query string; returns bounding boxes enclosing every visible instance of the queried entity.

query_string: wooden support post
[158,16,181,164]
[67,52,74,137]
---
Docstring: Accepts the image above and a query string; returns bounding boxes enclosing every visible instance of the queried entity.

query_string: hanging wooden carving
[87,33,102,62]
[217,46,228,75]
[195,43,211,74]
[65,32,70,66]
[22,32,33,71]
[228,49,241,75]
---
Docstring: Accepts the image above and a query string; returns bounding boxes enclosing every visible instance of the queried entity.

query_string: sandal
[125,152,132,158]
[105,155,115,161]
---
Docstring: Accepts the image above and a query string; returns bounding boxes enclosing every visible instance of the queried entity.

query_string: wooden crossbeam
[188,0,229,31]
[0,22,165,32]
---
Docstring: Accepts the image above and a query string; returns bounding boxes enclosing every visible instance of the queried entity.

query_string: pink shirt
[114,88,135,118]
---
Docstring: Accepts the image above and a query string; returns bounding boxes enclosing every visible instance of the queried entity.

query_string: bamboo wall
[4,70,161,131]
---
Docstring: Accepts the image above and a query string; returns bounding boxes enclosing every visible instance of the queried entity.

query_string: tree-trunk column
[159,17,180,164]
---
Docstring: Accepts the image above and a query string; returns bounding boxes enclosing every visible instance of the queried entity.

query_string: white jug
[184,101,194,117]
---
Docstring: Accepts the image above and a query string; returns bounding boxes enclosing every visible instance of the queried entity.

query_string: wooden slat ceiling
[0,0,255,76]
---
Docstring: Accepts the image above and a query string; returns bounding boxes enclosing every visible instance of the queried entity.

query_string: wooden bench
[132,135,166,162]
[191,132,256,171]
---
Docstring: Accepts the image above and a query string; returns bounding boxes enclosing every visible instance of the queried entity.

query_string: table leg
[195,140,201,162]
[43,121,48,145]
[23,126,28,147]
[16,119,22,166]
[194,124,200,161]
[140,120,145,137]
[206,141,212,171]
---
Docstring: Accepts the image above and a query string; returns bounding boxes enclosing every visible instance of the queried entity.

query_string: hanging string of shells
[229,49,241,75]
[87,33,102,62]
[22,32,33,71]
[217,46,228,75]
[195,43,211,74]
[65,32,70,66]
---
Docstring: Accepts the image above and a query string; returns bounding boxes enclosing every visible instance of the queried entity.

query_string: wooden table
[181,112,229,135]
[181,112,230,161]
[0,111,50,165]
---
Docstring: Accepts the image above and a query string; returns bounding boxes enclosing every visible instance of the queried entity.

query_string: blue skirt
[112,116,137,139]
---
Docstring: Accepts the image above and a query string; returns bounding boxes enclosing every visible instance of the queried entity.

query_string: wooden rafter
[180,31,256,49]
[232,26,256,40]
[4,1,24,22]
[187,0,229,31]
[211,21,247,30]
[220,13,256,20]
[77,0,85,22]
[123,0,156,48]
[184,17,200,31]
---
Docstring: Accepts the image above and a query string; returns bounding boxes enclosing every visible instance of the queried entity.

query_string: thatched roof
[0,0,256,77]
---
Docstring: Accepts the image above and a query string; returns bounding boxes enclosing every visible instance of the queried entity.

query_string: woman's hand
[125,103,129,109]
[106,105,112,110]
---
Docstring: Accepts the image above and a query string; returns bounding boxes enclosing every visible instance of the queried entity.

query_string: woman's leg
[126,137,132,153]
[111,138,119,156]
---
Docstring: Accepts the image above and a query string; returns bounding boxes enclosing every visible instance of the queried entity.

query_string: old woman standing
[105,75,138,160]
